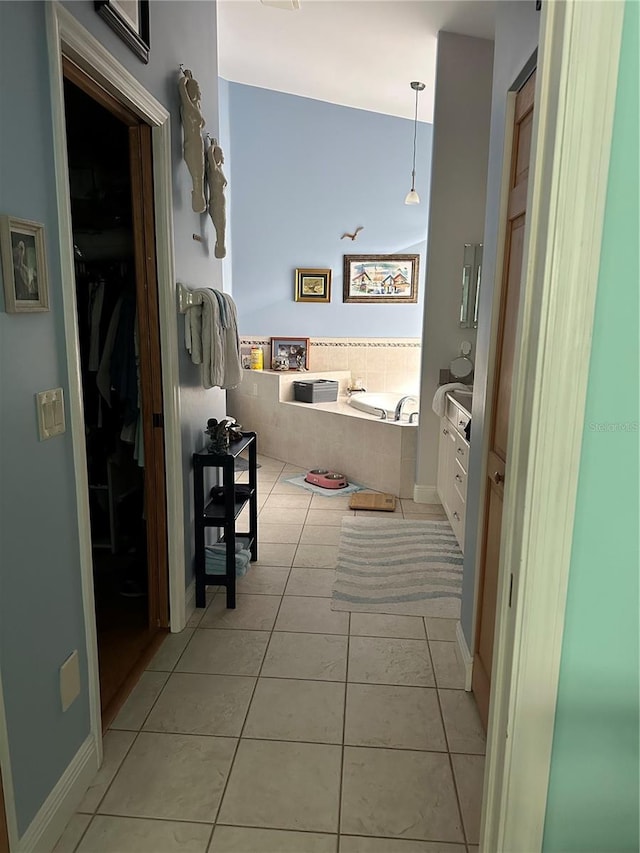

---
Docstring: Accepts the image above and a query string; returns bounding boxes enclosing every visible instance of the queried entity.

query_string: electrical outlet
[60,650,80,712]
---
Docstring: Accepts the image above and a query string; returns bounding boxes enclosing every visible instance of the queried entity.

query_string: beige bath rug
[331,517,462,619]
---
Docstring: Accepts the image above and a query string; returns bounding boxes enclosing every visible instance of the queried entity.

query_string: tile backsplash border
[240,337,422,348]
[239,337,422,395]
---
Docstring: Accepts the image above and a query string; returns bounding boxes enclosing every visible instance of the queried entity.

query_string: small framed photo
[240,344,252,369]
[343,254,420,304]
[94,1,150,64]
[295,268,332,303]
[1,216,49,313]
[270,337,310,371]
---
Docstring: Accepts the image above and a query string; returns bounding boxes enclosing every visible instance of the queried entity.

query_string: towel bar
[177,282,204,313]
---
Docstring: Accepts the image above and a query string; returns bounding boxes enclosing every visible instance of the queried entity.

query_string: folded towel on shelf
[205,545,252,577]
[431,383,471,418]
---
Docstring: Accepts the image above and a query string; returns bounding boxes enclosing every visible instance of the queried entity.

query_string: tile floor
[55,454,485,853]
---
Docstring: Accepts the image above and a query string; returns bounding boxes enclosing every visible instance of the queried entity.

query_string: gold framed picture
[294,268,331,303]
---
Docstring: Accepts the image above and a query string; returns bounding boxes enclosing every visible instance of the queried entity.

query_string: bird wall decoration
[340,226,363,241]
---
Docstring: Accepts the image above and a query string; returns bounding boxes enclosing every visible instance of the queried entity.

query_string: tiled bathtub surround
[240,337,422,395]
[227,371,418,497]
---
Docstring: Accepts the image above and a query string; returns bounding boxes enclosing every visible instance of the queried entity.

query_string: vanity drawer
[446,397,460,425]
[453,458,467,503]
[448,488,465,552]
[454,435,469,472]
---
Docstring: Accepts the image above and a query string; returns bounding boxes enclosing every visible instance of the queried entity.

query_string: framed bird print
[343,254,419,304]
[294,268,331,303]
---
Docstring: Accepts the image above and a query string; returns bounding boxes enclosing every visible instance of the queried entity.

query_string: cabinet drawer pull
[453,511,460,521]
[455,474,462,483]
[442,428,449,435]
[457,447,464,455]
[493,471,504,485]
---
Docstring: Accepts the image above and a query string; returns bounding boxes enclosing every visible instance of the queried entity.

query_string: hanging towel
[431,383,472,418]
[184,287,242,390]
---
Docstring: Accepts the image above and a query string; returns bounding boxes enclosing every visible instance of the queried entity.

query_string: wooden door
[129,123,170,629]
[472,72,536,729]
[0,769,9,853]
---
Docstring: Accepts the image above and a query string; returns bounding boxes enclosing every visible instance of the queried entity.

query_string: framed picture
[343,254,420,304]
[1,216,49,313]
[94,1,150,64]
[270,337,310,371]
[295,268,332,303]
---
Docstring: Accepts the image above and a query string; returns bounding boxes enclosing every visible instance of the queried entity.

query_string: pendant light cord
[411,86,419,188]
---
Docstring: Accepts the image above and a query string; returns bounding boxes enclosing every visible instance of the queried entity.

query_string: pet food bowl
[305,469,348,489]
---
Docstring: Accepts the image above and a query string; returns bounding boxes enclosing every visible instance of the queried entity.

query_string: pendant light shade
[405,81,425,205]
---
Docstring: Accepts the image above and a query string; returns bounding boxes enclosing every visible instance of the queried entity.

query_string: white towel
[184,288,241,390]
[431,383,471,418]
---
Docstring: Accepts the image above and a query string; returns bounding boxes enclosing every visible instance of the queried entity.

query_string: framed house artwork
[343,254,419,304]
[0,216,49,313]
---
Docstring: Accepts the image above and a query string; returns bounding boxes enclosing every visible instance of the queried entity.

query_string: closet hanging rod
[177,282,204,313]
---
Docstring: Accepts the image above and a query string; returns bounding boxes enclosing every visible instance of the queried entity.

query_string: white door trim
[481,1,625,850]
[44,0,186,762]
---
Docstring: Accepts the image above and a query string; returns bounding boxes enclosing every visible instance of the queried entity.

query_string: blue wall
[0,0,224,834]
[228,83,431,338]
[0,2,90,831]
[543,3,639,848]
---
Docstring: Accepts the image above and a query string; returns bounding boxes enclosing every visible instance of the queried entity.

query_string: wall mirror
[459,243,483,329]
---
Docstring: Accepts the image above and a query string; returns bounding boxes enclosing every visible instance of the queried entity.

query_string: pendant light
[405,81,425,205]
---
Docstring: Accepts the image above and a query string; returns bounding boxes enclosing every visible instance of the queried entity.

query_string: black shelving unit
[193,432,258,609]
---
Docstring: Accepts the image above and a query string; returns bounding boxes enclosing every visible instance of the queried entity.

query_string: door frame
[480,1,625,850]
[45,0,186,754]
[0,679,17,851]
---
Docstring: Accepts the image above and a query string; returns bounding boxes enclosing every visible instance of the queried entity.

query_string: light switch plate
[36,387,65,440]
[60,650,80,712]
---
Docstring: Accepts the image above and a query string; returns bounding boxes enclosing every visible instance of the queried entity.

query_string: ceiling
[217,1,496,123]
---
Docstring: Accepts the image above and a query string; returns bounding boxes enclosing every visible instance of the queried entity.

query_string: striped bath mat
[331,518,462,619]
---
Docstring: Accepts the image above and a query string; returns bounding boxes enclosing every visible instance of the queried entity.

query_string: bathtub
[349,392,419,421]
[228,371,419,496]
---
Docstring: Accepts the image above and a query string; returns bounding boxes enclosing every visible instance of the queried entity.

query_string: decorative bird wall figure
[341,226,363,241]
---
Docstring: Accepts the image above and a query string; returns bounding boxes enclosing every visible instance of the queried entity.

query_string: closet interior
[63,75,162,720]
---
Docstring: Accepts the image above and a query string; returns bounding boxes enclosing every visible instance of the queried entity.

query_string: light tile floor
[55,454,485,853]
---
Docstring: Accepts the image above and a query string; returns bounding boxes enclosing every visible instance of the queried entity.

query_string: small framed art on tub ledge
[270,337,310,371]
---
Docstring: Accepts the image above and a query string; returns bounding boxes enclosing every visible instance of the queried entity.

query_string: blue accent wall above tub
[227,83,431,338]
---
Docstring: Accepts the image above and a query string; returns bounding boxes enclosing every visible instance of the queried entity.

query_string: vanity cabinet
[437,395,470,552]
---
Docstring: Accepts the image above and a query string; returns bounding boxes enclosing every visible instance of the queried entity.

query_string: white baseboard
[413,484,440,504]
[184,579,196,631]
[456,621,474,692]
[18,734,98,853]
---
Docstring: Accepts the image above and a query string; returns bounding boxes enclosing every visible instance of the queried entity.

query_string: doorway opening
[62,62,169,726]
